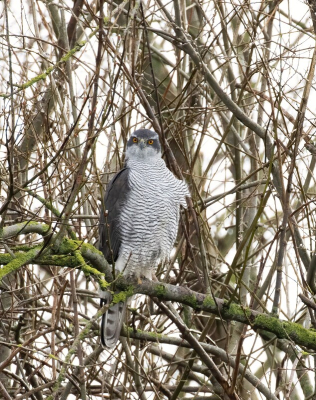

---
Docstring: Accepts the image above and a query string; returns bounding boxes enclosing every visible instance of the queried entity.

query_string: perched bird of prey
[99,129,189,348]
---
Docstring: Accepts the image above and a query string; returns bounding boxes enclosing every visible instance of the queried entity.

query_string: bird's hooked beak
[139,138,146,149]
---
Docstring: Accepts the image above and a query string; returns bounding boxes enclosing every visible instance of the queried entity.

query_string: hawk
[99,129,189,348]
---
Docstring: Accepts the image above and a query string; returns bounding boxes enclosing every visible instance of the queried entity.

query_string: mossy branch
[0,223,112,288]
[58,238,112,281]
[0,246,42,280]
[0,253,79,268]
[115,278,316,352]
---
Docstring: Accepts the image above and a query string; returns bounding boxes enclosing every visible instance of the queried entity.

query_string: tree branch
[116,278,316,352]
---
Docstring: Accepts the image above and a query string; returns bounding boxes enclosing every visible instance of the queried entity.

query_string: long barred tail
[100,292,126,348]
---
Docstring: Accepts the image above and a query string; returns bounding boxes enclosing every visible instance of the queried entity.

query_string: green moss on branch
[183,294,198,309]
[99,279,110,291]
[0,246,42,280]
[112,286,134,304]
[0,254,13,264]
[154,284,167,297]
[0,252,79,268]
[58,238,82,254]
[58,238,112,280]
[38,255,79,268]
[73,250,103,277]
[0,235,111,287]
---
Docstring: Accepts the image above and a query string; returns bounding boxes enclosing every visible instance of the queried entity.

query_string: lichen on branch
[0,246,42,280]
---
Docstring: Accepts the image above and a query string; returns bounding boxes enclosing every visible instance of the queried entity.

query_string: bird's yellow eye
[133,137,138,143]
[148,139,154,145]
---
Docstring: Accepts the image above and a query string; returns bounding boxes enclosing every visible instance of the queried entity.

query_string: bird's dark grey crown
[132,129,159,140]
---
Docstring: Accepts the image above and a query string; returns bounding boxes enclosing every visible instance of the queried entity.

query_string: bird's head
[126,129,161,162]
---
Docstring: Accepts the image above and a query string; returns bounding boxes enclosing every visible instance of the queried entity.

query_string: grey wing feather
[99,168,130,263]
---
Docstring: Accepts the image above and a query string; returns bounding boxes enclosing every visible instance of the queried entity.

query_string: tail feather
[100,294,126,348]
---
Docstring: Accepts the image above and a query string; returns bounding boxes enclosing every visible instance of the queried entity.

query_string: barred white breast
[116,157,189,279]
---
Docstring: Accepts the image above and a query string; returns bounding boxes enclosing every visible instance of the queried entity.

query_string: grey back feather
[99,168,130,263]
